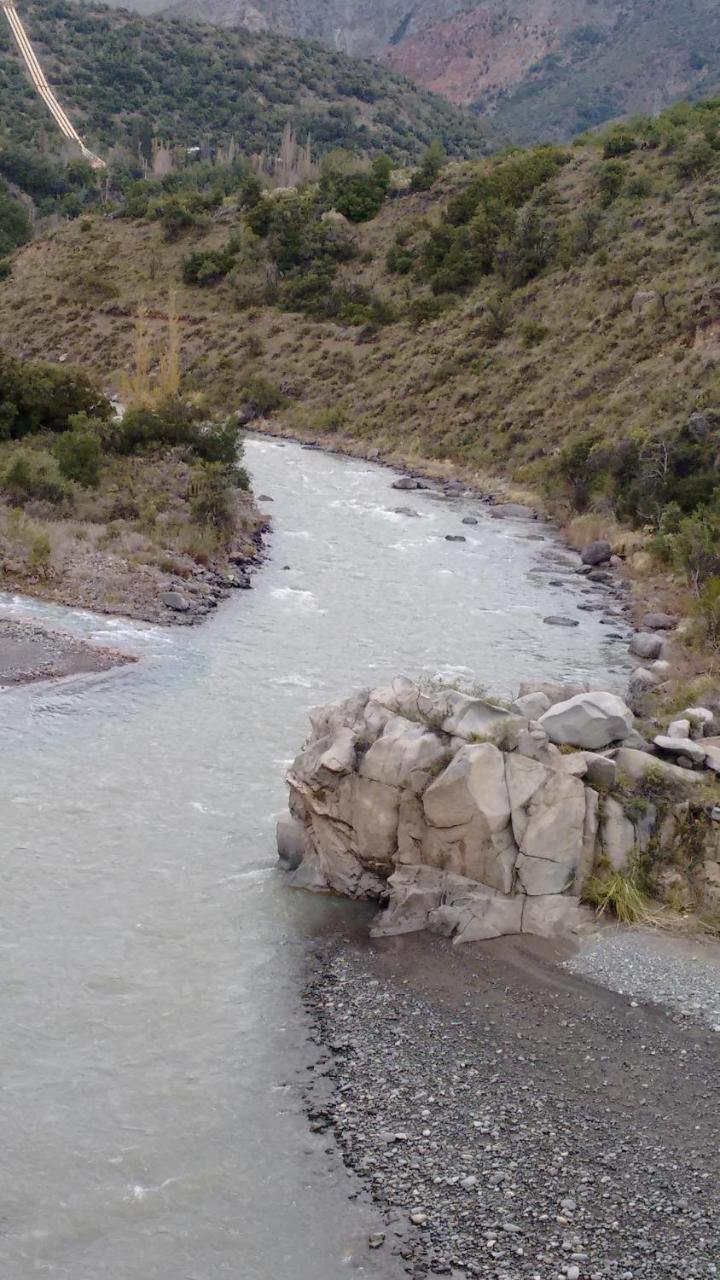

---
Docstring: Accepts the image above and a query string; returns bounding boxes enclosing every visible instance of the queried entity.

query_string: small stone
[368,1232,385,1249]
[410,1209,428,1226]
[461,516,479,525]
[543,616,580,627]
[567,1267,580,1280]
[445,534,466,542]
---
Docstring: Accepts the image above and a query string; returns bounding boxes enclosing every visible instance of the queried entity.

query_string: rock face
[280,678,611,943]
[279,676,720,939]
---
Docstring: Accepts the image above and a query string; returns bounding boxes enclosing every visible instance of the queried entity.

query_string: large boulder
[539,691,634,749]
[630,632,665,660]
[580,540,612,566]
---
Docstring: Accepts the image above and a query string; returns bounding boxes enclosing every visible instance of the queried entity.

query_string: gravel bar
[566,928,720,1032]
[302,930,720,1280]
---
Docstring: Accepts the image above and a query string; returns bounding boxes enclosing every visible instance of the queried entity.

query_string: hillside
[0,0,486,164]
[156,0,720,143]
[2,103,720,525]
[4,99,720,654]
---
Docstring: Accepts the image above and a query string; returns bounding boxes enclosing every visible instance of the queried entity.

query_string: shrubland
[0,349,260,617]
[5,101,720,639]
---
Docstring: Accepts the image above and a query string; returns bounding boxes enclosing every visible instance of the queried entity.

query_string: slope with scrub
[3,103,720,647]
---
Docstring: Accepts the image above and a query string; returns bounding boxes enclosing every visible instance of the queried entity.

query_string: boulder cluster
[277,676,720,942]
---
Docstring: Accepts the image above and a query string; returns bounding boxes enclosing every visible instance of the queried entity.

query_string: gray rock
[543,616,580,627]
[276,813,308,870]
[654,735,707,765]
[160,590,190,612]
[461,515,479,525]
[489,502,535,519]
[581,752,617,790]
[629,666,659,694]
[511,691,552,720]
[445,534,466,542]
[613,747,703,787]
[600,796,636,872]
[630,632,665,659]
[668,718,691,739]
[580,539,612,566]
[391,505,419,517]
[642,612,678,630]
[392,476,420,490]
[539,691,634,750]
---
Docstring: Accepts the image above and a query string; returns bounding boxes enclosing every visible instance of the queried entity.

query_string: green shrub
[29,529,52,576]
[409,140,446,192]
[407,293,455,327]
[239,377,286,418]
[54,424,103,487]
[1,450,69,505]
[696,578,720,647]
[0,351,112,439]
[597,161,625,206]
[189,463,234,532]
[109,400,202,454]
[182,246,237,286]
[602,126,637,158]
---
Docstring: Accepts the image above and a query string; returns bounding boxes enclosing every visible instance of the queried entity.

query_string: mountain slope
[0,0,486,162]
[157,0,720,143]
[3,101,720,521]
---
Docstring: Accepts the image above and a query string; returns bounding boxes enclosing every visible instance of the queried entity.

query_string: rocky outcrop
[279,678,628,942]
[279,676,720,940]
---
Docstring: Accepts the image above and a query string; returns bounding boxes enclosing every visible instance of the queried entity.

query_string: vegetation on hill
[5,99,720,640]
[0,0,486,175]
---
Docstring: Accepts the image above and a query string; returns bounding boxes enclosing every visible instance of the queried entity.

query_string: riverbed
[0,438,632,1278]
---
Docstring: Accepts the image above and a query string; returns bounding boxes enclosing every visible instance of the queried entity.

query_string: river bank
[303,928,720,1279]
[0,615,135,687]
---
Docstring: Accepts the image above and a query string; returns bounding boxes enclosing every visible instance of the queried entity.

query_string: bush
[1,450,69,505]
[697,577,720,647]
[54,424,103,487]
[189,463,234,532]
[239,377,286,418]
[602,127,637,158]
[0,351,112,439]
[182,246,237,286]
[29,529,52,577]
[409,140,446,192]
[109,400,202,454]
[597,161,625,206]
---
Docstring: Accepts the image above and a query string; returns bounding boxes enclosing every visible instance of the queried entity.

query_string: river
[0,437,631,1278]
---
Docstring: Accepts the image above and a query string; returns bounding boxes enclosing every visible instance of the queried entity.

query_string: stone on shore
[539,691,633,749]
[581,539,612,565]
[630,632,665,660]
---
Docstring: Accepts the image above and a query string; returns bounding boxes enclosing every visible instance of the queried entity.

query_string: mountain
[0,0,486,163]
[156,0,720,143]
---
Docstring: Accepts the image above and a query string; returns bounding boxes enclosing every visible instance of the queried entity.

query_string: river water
[0,438,631,1278]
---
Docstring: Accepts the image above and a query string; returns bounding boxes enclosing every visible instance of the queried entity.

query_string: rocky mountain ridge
[154,0,720,141]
